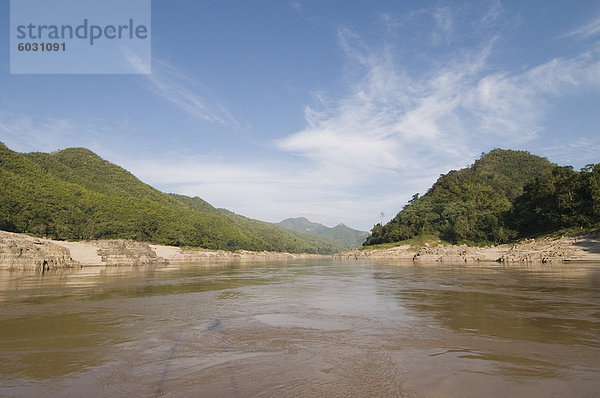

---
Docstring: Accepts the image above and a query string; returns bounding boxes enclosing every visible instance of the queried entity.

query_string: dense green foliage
[364,149,557,246]
[278,217,369,248]
[511,164,600,235]
[0,143,342,254]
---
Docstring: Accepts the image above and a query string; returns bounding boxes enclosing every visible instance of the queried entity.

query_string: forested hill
[278,217,369,248]
[0,143,342,254]
[365,149,564,246]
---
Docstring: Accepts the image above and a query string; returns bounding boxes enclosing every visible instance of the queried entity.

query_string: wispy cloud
[4,5,600,232]
[431,7,454,45]
[272,18,600,228]
[278,32,487,181]
[0,113,140,162]
[381,6,456,46]
[478,0,505,31]
[126,7,600,230]
[563,14,600,39]
[0,116,77,155]
[120,154,393,230]
[541,136,600,168]
[124,51,238,126]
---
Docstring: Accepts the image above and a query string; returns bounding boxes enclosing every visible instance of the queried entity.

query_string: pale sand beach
[0,230,326,270]
[2,229,600,270]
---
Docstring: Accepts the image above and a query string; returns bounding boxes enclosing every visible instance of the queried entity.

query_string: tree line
[365,149,599,246]
[0,143,342,254]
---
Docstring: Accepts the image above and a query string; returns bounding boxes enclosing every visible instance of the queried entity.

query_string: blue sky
[1,0,600,231]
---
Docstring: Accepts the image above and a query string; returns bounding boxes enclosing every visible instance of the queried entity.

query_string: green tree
[364,149,555,246]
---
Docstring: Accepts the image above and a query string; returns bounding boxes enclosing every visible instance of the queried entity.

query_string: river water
[1,259,599,397]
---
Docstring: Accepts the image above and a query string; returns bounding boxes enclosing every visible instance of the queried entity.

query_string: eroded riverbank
[2,230,600,271]
[0,230,326,270]
[336,232,600,264]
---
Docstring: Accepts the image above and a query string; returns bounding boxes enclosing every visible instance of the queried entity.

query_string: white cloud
[278,37,483,180]
[4,8,600,232]
[380,6,456,46]
[0,113,144,168]
[432,7,454,45]
[270,27,600,228]
[541,137,600,168]
[4,35,598,231]
[120,19,600,230]
[124,51,238,126]
[0,114,77,153]
[121,48,151,74]
[564,15,600,39]
[0,113,139,155]
[119,155,392,230]
[478,0,505,31]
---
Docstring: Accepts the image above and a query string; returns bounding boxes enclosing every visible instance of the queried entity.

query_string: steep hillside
[278,217,368,248]
[0,143,342,254]
[364,149,556,246]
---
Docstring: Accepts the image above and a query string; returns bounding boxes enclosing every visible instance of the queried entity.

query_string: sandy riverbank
[0,230,326,270]
[335,231,600,263]
[2,229,600,270]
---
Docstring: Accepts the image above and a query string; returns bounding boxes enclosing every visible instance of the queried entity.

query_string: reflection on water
[1,260,600,397]
[377,265,600,346]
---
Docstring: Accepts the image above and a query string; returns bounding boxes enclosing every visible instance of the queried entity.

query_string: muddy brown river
[1,259,599,397]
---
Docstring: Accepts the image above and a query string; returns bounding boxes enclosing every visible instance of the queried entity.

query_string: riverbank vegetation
[364,149,600,247]
[0,143,342,254]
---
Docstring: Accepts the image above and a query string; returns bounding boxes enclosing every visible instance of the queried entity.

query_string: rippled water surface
[1,259,600,397]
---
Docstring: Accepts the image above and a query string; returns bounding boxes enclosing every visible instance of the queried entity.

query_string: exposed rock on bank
[334,232,600,264]
[0,230,325,269]
[150,245,324,263]
[95,240,168,266]
[3,229,598,269]
[0,231,80,271]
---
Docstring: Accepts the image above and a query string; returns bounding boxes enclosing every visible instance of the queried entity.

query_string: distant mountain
[0,143,343,254]
[364,149,557,246]
[278,217,368,248]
